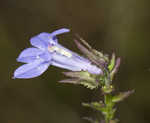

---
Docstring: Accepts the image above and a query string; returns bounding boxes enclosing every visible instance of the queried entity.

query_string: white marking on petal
[36,55,40,59]
[48,46,72,58]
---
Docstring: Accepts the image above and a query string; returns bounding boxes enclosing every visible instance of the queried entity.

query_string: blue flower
[13,28,102,79]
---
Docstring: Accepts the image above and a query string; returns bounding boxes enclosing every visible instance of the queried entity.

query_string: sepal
[110,58,121,80]
[74,36,109,70]
[62,71,95,82]
[59,78,80,84]
[80,81,99,89]
[60,71,101,89]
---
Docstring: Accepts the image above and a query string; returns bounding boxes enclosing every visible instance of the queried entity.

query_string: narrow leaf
[112,90,134,103]
[82,101,104,111]
[75,34,92,49]
[59,78,80,84]
[108,53,116,71]
[62,71,95,81]
[110,58,121,80]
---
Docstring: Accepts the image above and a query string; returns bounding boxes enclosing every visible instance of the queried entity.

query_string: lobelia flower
[13,28,102,79]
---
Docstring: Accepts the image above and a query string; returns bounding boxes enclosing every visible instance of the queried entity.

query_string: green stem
[103,93,115,123]
[105,116,109,123]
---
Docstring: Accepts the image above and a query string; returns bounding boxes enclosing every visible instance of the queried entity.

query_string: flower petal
[56,44,90,63]
[17,48,43,63]
[51,60,82,71]
[30,32,51,50]
[39,51,52,61]
[51,53,102,74]
[51,28,70,36]
[51,53,90,71]
[30,29,70,50]
[13,60,50,79]
[54,44,102,74]
[86,64,102,75]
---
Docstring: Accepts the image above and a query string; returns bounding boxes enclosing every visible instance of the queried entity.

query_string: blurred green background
[0,0,150,123]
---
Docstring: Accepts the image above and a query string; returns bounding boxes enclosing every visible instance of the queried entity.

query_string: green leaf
[112,90,134,103]
[110,58,121,80]
[63,71,95,82]
[80,81,99,89]
[108,53,115,71]
[61,71,102,89]
[59,78,80,84]
[82,101,104,111]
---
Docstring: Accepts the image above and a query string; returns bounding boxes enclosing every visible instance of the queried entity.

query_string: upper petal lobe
[51,28,70,36]
[30,32,51,50]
